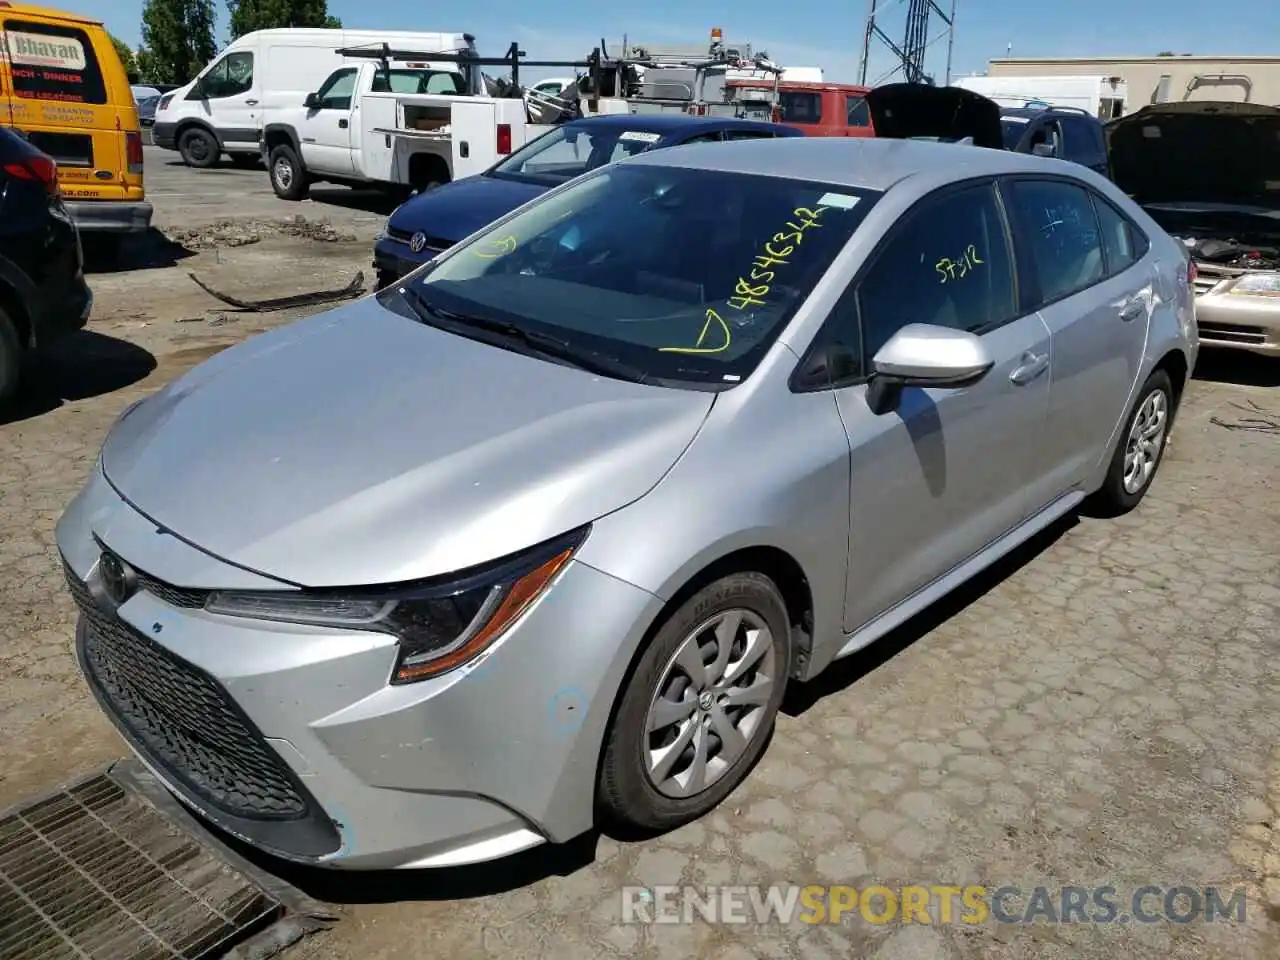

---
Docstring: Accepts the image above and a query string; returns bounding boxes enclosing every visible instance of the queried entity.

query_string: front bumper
[372,235,440,290]
[56,465,663,870]
[1193,264,1280,358]
[151,121,178,151]
[64,200,153,234]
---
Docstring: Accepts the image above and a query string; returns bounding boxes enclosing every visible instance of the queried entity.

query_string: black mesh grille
[136,568,208,608]
[64,560,309,822]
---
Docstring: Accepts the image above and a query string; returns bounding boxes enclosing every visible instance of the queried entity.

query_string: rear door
[1002,176,1152,503]
[0,16,126,199]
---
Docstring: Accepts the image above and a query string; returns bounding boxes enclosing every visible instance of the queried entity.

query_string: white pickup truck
[260,60,579,200]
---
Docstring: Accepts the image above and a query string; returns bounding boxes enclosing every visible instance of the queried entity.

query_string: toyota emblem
[97,551,137,606]
[409,231,427,254]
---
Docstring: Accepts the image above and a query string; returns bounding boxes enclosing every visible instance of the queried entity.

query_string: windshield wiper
[398,286,653,384]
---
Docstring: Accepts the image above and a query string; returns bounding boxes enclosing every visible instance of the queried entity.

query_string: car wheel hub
[1123,389,1168,494]
[643,609,776,799]
[274,159,293,189]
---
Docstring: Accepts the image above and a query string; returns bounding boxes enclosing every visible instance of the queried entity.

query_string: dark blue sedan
[372,113,802,289]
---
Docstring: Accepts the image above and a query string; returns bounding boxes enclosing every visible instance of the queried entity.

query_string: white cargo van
[951,75,1128,120]
[151,28,476,167]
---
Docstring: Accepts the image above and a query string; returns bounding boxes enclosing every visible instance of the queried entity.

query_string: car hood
[388,175,548,245]
[865,83,1003,149]
[100,300,714,588]
[1107,101,1280,207]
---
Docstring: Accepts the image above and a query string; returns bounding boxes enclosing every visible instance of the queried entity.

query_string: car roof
[564,113,789,136]
[620,135,1069,191]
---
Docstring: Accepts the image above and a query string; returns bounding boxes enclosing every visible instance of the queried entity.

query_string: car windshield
[403,163,880,385]
[489,125,665,185]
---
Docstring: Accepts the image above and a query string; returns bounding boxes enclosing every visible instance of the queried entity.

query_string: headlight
[204,526,588,683]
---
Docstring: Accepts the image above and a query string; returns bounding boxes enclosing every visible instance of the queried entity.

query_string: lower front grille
[64,562,309,822]
[1199,323,1268,345]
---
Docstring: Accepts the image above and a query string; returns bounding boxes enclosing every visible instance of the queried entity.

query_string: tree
[109,33,140,83]
[139,0,217,85]
[226,0,341,40]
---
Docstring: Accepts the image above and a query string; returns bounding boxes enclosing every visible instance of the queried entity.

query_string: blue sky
[81,0,1280,85]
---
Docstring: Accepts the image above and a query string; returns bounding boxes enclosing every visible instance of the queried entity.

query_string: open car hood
[865,83,1003,149]
[1106,101,1280,207]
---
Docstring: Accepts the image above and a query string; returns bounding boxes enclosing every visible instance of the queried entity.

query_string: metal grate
[0,774,282,960]
[63,561,310,821]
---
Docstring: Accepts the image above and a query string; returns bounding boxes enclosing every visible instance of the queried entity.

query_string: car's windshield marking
[474,234,518,259]
[658,308,733,355]
[728,205,830,310]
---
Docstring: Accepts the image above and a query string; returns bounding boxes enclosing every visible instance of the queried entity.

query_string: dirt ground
[1,150,1279,960]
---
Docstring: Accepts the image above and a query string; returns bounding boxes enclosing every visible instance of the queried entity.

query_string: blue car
[372,113,802,289]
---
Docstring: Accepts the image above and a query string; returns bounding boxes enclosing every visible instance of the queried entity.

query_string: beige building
[986,55,1280,112]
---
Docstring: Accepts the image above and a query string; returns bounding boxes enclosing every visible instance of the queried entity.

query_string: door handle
[338,118,349,129]
[1119,299,1144,321]
[1010,351,1050,385]
[245,99,259,106]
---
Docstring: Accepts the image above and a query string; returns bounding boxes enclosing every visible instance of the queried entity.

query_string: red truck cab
[776,82,875,137]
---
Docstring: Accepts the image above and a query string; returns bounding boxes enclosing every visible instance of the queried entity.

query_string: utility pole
[859,0,957,86]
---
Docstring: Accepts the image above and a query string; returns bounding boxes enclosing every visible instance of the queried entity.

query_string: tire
[1088,369,1174,517]
[177,127,219,168]
[268,144,309,201]
[598,572,791,832]
[0,305,23,407]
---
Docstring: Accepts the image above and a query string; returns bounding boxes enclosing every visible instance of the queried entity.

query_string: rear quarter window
[1,19,108,105]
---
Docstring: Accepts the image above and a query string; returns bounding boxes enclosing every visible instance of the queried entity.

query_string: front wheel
[177,127,219,168]
[268,144,309,201]
[1088,368,1174,517]
[597,572,791,832]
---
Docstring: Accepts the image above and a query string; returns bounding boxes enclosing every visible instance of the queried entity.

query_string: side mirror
[304,92,320,109]
[865,323,994,415]
[1031,142,1055,157]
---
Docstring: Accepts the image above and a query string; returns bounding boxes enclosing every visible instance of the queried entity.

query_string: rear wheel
[1088,369,1174,516]
[268,144,309,201]
[0,305,23,406]
[598,573,790,832]
[177,127,219,168]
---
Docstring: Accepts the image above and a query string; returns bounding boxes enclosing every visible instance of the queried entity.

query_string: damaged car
[1108,101,1280,358]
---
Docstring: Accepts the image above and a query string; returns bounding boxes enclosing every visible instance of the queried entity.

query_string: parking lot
[1,148,1279,959]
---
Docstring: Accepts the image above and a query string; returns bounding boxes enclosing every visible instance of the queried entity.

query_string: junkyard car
[1108,100,1280,358]
[58,137,1196,870]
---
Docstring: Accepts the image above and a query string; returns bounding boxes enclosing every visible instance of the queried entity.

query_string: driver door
[816,181,1054,632]
[300,68,357,176]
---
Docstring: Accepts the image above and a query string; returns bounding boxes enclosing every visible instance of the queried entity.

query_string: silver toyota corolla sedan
[57,137,1198,871]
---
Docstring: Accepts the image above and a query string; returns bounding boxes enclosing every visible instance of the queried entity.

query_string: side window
[723,129,774,141]
[856,183,1017,361]
[1009,179,1105,303]
[1059,116,1101,162]
[1092,193,1151,276]
[780,92,822,124]
[3,19,107,105]
[315,68,357,110]
[201,52,254,99]
[846,95,870,127]
[1027,120,1061,157]
[680,131,723,144]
